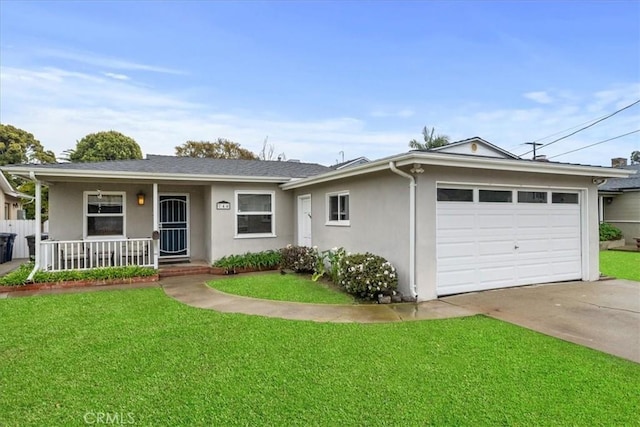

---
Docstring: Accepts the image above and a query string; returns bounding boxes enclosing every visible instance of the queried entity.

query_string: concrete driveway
[441,279,640,363]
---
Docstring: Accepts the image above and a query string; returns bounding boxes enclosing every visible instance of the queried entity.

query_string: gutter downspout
[389,161,418,300]
[26,172,41,282]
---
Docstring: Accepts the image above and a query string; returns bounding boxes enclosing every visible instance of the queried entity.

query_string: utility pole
[525,142,544,159]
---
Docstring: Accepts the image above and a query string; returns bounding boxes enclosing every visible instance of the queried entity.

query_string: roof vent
[534,155,548,162]
[287,159,301,163]
[611,157,627,168]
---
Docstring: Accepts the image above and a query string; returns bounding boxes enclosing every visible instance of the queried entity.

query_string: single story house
[2,138,633,301]
[0,172,31,220]
[598,158,640,242]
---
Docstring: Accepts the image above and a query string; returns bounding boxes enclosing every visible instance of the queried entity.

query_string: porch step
[159,265,212,278]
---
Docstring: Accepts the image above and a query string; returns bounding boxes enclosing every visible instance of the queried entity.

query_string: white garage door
[436,187,582,296]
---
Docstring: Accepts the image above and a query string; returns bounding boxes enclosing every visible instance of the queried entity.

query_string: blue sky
[1,1,638,166]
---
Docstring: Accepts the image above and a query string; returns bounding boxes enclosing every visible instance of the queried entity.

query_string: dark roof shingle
[19,154,331,179]
[599,164,640,191]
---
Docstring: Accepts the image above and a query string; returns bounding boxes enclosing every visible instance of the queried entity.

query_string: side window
[327,192,350,225]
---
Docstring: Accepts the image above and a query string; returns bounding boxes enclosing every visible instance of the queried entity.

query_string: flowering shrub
[312,247,346,282]
[280,245,318,273]
[337,252,398,300]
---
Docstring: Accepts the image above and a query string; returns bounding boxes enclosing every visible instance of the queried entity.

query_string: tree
[258,136,286,161]
[408,126,450,150]
[0,124,56,165]
[175,139,257,160]
[631,150,640,165]
[68,131,143,162]
[0,124,56,221]
[17,181,48,222]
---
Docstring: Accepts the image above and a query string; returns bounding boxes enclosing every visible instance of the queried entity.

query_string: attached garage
[282,137,633,302]
[436,186,583,296]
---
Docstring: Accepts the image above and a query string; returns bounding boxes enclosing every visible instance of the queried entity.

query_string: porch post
[152,183,159,269]
[34,179,42,266]
[598,195,604,224]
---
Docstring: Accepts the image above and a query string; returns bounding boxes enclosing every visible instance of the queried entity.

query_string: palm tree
[409,126,450,150]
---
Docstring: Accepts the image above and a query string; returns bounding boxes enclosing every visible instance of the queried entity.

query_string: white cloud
[1,62,638,167]
[371,108,415,118]
[103,72,130,81]
[523,91,553,104]
[37,48,185,75]
[439,83,640,164]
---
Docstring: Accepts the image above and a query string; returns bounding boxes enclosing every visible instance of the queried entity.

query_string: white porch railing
[39,238,156,272]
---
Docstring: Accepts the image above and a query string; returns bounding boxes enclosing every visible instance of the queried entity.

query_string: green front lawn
[208,272,354,304]
[600,250,640,281]
[1,289,639,426]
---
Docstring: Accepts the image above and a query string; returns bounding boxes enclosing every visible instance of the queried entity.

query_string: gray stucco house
[0,172,30,220]
[598,158,640,243]
[2,138,633,301]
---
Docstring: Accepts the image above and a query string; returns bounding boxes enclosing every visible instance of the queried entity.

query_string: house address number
[216,201,231,210]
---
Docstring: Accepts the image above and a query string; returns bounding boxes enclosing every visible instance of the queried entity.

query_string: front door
[297,195,312,246]
[159,194,189,258]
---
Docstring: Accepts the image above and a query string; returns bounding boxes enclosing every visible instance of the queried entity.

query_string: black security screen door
[159,195,188,258]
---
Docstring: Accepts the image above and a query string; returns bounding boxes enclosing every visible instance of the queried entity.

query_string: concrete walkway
[161,274,476,323]
[0,258,28,276]
[442,279,640,363]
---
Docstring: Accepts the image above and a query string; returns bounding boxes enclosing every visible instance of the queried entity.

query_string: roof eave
[281,152,634,190]
[1,166,297,184]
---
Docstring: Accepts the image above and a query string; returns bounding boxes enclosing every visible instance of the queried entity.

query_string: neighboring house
[2,138,633,301]
[0,172,30,220]
[331,157,370,170]
[598,158,640,242]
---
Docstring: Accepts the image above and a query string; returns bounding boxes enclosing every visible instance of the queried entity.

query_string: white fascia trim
[392,155,636,178]
[0,167,293,184]
[281,162,393,190]
[281,153,634,190]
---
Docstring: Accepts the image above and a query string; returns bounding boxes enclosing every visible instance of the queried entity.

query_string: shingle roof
[599,164,640,191]
[330,157,370,170]
[16,154,331,179]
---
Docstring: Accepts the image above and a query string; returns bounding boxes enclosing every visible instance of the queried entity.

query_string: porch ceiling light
[137,191,146,206]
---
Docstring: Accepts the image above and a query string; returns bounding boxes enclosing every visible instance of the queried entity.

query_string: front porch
[29,180,210,277]
[39,237,157,271]
[38,237,213,275]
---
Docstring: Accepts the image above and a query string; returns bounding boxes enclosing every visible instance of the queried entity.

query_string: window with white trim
[235,191,275,237]
[327,192,350,225]
[85,192,125,237]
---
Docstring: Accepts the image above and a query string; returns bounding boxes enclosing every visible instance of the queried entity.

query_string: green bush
[599,222,623,241]
[0,264,157,287]
[337,252,398,300]
[312,247,346,282]
[280,245,318,273]
[213,250,281,273]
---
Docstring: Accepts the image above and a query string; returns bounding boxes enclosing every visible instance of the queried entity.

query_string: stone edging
[0,275,159,292]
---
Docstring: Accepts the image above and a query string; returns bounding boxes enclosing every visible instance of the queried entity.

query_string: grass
[600,250,640,281]
[208,272,354,304]
[1,289,639,426]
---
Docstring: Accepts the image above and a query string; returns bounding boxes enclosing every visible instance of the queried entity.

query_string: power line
[547,129,640,160]
[519,98,640,156]
[531,112,613,143]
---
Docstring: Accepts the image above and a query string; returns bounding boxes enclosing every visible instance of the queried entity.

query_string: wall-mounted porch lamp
[137,191,146,206]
